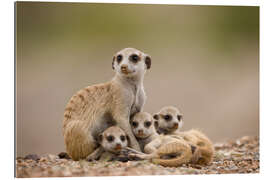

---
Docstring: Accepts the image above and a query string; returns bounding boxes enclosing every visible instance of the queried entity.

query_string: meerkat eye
[120,135,126,142]
[177,115,182,121]
[153,114,159,120]
[164,114,172,121]
[106,135,114,142]
[129,54,140,63]
[132,121,138,128]
[144,121,152,128]
[116,55,123,63]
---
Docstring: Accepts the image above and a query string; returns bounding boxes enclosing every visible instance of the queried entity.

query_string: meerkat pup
[153,106,214,165]
[130,112,159,151]
[86,126,129,161]
[63,48,151,160]
[174,129,215,165]
[153,106,183,135]
[129,112,194,167]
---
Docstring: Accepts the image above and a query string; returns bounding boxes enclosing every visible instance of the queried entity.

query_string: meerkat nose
[115,143,122,150]
[121,64,128,70]
[173,123,178,129]
[138,129,143,134]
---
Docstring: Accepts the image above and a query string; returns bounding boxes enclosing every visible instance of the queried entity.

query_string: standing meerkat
[63,48,151,160]
[153,106,184,135]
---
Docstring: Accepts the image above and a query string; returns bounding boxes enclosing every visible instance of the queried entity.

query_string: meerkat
[129,112,194,167]
[86,126,129,161]
[174,129,215,165]
[130,111,159,151]
[153,106,184,135]
[63,48,151,160]
[153,106,214,165]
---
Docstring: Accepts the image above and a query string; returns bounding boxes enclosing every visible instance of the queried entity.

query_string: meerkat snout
[153,106,183,134]
[112,48,151,77]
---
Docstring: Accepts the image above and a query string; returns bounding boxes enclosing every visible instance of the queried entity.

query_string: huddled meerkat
[86,126,129,161]
[173,129,215,165]
[130,112,159,151]
[129,112,194,167]
[63,48,151,160]
[153,106,184,135]
[153,106,214,165]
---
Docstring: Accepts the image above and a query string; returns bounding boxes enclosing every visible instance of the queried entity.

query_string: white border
[1,0,268,180]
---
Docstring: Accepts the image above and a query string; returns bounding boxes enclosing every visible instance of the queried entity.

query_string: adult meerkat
[153,106,183,135]
[86,126,129,161]
[153,106,214,165]
[129,112,194,167]
[63,48,151,160]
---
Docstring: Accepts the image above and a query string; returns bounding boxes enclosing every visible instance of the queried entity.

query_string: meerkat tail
[195,145,214,165]
[152,141,193,167]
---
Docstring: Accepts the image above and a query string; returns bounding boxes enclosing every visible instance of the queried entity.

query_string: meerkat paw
[86,154,99,162]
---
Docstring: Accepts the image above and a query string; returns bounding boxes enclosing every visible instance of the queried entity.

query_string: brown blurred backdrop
[16,2,259,157]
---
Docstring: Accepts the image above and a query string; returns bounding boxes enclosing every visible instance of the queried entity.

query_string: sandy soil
[16,136,259,177]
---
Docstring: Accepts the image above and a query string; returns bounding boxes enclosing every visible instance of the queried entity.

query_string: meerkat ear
[153,114,159,120]
[112,56,115,69]
[145,55,151,69]
[98,134,103,143]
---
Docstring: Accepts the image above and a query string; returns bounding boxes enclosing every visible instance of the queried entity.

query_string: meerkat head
[112,48,151,77]
[131,112,156,139]
[153,106,183,134]
[98,126,129,154]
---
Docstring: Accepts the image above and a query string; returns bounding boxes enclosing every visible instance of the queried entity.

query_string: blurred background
[16,2,259,157]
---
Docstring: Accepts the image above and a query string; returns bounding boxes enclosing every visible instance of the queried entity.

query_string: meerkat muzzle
[172,123,179,129]
[121,66,129,74]
[115,144,122,151]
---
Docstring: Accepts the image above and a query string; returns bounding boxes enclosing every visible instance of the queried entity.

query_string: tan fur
[130,112,214,167]
[130,112,193,167]
[86,126,129,161]
[153,106,184,134]
[63,48,151,160]
[173,129,215,165]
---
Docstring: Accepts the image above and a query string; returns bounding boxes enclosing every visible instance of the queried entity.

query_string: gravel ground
[16,136,259,177]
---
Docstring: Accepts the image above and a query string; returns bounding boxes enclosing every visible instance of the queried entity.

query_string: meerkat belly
[130,92,144,116]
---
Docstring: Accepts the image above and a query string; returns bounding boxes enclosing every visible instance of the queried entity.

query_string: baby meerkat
[63,48,151,160]
[153,107,214,165]
[153,106,183,135]
[130,112,159,151]
[129,112,194,167]
[86,126,129,161]
[175,129,215,165]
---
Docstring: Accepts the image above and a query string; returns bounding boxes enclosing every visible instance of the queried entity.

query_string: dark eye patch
[132,121,138,128]
[106,135,114,142]
[129,54,140,63]
[144,121,152,128]
[177,115,182,121]
[116,55,123,64]
[164,114,172,121]
[153,114,159,120]
[120,135,126,142]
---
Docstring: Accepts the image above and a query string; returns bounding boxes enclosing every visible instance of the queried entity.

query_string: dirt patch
[16,136,259,177]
